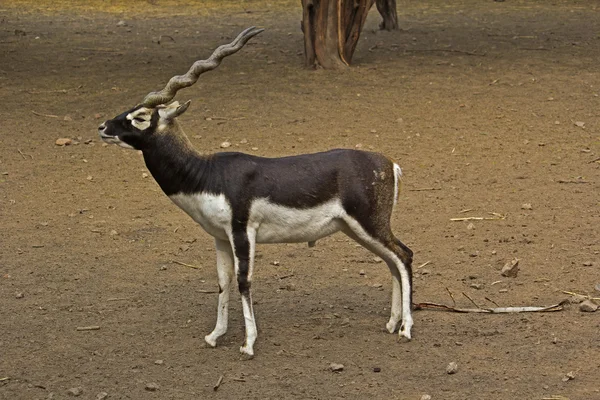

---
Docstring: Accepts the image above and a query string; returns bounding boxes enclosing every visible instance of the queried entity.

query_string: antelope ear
[158,100,191,120]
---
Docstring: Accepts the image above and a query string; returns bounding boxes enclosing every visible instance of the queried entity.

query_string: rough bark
[375,0,399,31]
[301,0,375,69]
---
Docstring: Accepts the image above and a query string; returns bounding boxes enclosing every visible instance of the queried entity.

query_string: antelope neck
[142,136,218,196]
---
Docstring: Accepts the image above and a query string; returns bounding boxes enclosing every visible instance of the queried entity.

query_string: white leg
[205,238,235,347]
[343,217,413,340]
[386,269,402,333]
[230,228,258,358]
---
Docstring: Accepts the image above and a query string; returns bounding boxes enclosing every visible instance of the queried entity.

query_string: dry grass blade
[31,110,59,118]
[76,325,101,331]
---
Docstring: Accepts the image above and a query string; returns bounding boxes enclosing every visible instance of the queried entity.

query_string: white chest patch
[169,192,232,240]
[248,198,346,244]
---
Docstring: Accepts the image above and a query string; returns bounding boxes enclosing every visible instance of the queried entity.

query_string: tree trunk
[301,0,375,69]
[375,0,399,31]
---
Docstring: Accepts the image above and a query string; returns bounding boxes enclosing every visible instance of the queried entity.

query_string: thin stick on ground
[409,187,442,192]
[17,149,32,159]
[76,325,100,331]
[213,375,224,391]
[446,287,457,307]
[405,48,486,56]
[562,290,600,301]
[31,110,59,118]
[414,299,567,314]
[416,261,431,269]
[171,260,201,269]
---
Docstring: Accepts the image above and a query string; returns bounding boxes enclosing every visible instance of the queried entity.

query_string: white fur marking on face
[127,107,152,131]
[169,193,232,240]
[248,198,346,244]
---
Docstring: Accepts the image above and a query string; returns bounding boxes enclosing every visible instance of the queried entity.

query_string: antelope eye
[133,117,145,123]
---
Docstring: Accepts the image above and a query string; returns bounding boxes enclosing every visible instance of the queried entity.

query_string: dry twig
[213,375,224,391]
[31,110,58,118]
[409,187,442,192]
[416,261,431,269]
[76,326,100,331]
[405,48,486,56]
[171,260,201,269]
[414,299,567,313]
[562,290,600,301]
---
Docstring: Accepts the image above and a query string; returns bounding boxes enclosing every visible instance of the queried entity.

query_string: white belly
[249,198,345,244]
[169,193,345,244]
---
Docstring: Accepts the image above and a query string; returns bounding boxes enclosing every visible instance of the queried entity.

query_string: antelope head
[98,27,263,150]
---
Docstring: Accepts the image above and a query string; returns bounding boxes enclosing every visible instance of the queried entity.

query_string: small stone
[359,269,366,276]
[67,387,83,396]
[154,359,164,365]
[521,203,533,210]
[373,367,381,373]
[467,222,475,230]
[145,382,159,391]
[15,292,24,299]
[109,230,118,236]
[251,147,259,151]
[595,283,600,293]
[116,20,127,27]
[470,283,484,290]
[371,283,383,288]
[446,361,459,374]
[271,260,280,266]
[64,115,73,121]
[562,371,575,382]
[142,173,149,178]
[329,363,344,372]
[574,121,585,128]
[55,138,72,146]
[420,395,432,400]
[240,138,248,144]
[159,265,168,271]
[86,175,93,181]
[579,299,598,312]
[94,113,103,119]
[583,261,594,267]
[96,392,108,400]
[220,141,231,148]
[501,258,520,278]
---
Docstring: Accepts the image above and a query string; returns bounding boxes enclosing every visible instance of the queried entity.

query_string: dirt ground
[1,0,599,399]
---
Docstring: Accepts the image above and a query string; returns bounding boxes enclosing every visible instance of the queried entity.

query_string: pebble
[145,382,160,391]
[96,392,108,400]
[116,20,127,27]
[501,258,519,278]
[420,395,432,400]
[470,283,484,290]
[15,292,24,299]
[220,141,231,148]
[55,138,72,146]
[583,261,594,267]
[595,283,600,293]
[562,371,575,382]
[467,222,475,230]
[579,299,598,312]
[67,387,83,396]
[373,367,381,373]
[359,269,366,276]
[329,363,344,372]
[154,359,164,365]
[521,203,533,210]
[446,361,459,374]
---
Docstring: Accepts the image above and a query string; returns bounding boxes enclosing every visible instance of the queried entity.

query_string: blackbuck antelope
[98,27,414,358]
